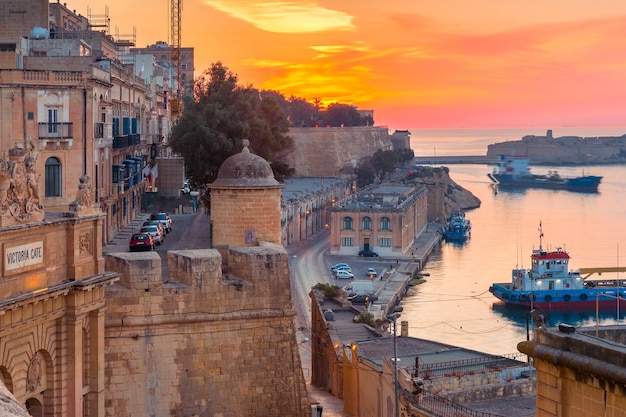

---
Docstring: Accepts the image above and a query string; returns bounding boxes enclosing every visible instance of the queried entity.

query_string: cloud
[202,0,355,33]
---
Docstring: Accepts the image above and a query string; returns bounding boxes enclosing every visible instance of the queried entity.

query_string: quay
[414,155,492,165]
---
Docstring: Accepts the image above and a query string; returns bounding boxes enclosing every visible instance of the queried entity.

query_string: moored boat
[489,223,626,309]
[487,155,602,192]
[443,210,471,241]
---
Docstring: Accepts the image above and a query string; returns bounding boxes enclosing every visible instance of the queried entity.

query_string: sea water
[400,127,626,355]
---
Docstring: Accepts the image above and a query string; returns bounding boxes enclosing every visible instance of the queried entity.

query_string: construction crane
[170,0,182,120]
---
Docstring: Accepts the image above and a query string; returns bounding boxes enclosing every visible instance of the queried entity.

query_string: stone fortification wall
[282,126,393,177]
[486,134,626,164]
[104,244,309,417]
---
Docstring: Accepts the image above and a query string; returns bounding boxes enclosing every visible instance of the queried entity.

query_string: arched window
[342,216,353,230]
[361,216,372,230]
[45,157,62,197]
[380,216,391,231]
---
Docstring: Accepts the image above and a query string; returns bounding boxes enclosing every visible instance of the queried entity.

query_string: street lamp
[387,306,403,417]
[305,209,310,238]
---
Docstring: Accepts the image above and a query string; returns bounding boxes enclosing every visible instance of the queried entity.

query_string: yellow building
[329,184,428,256]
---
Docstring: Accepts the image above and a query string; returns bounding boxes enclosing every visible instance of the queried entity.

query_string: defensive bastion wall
[103,244,309,417]
[282,126,394,177]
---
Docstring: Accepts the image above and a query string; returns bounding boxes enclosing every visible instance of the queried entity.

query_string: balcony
[112,134,141,149]
[38,122,73,140]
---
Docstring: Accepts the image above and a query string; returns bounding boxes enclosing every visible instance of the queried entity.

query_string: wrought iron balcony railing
[38,122,73,140]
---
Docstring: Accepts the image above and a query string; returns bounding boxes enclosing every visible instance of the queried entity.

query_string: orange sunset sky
[69,0,626,129]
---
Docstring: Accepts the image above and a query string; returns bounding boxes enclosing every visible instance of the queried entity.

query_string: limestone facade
[519,325,626,417]
[0,210,118,417]
[0,0,174,244]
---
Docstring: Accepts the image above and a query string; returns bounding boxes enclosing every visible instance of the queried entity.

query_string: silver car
[140,225,164,246]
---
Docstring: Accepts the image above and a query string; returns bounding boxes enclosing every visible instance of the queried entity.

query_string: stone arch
[24,349,53,416]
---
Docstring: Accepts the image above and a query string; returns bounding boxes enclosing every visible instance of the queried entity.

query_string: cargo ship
[487,155,602,192]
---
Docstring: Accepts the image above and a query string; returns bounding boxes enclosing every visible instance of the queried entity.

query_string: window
[361,216,372,230]
[379,238,392,247]
[380,216,391,231]
[341,237,354,247]
[45,157,62,197]
[48,108,59,134]
[342,216,353,230]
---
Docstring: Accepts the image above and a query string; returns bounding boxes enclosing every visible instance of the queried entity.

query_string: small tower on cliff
[209,139,283,248]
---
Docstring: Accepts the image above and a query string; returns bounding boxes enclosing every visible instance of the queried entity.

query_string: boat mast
[538,221,544,252]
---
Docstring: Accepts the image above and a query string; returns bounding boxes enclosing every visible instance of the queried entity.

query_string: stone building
[329,184,428,256]
[0,150,118,416]
[0,0,171,243]
[103,142,310,416]
[519,324,626,417]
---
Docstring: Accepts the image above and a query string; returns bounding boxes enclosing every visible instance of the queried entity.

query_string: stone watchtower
[209,139,283,247]
[104,139,310,416]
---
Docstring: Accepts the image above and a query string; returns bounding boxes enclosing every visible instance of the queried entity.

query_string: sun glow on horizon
[70,0,626,127]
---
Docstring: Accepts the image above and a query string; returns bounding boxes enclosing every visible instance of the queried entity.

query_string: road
[288,231,334,331]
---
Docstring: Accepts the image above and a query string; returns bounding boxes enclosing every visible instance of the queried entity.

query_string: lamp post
[388,306,403,417]
[305,209,310,238]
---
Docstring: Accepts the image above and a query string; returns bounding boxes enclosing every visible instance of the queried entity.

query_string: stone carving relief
[69,175,97,216]
[0,147,44,226]
[79,231,92,255]
[26,352,43,392]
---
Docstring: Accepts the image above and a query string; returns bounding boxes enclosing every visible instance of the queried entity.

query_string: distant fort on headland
[414,129,626,165]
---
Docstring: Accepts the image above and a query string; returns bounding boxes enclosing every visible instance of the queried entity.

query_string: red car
[129,232,155,251]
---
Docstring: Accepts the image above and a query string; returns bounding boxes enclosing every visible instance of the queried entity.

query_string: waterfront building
[329,184,428,256]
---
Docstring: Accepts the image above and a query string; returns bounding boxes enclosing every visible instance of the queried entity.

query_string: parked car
[143,220,166,236]
[331,263,350,271]
[150,212,172,233]
[333,266,352,275]
[359,249,379,257]
[140,225,164,246]
[129,232,155,252]
[348,293,371,304]
[334,270,354,279]
[367,268,377,278]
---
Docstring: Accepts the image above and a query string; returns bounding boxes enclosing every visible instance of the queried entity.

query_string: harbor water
[400,127,626,356]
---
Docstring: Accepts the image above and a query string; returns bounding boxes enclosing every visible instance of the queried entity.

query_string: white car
[335,270,354,279]
[331,263,350,271]
[367,268,377,278]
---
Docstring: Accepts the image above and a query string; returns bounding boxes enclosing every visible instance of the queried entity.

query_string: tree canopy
[354,148,415,187]
[169,62,294,187]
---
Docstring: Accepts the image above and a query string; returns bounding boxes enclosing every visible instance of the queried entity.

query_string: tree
[169,62,294,188]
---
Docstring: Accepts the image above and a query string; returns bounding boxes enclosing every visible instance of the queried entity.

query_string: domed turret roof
[211,140,280,187]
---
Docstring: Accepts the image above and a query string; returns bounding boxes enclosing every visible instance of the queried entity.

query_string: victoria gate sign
[5,241,44,272]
